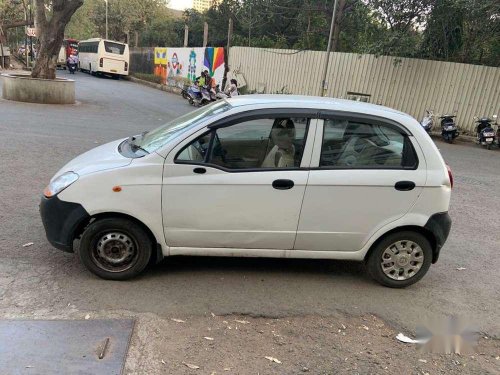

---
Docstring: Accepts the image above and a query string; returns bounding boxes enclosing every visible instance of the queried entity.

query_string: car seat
[261,119,296,168]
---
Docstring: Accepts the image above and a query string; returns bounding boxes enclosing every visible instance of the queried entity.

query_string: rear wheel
[366,231,432,288]
[78,218,153,280]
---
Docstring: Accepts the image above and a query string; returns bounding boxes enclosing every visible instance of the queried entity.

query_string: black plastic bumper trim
[40,196,90,253]
[424,212,452,263]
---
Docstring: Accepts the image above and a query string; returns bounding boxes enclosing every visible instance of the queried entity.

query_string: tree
[421,0,500,66]
[32,0,84,79]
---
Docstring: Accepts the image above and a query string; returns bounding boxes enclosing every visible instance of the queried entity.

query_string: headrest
[270,119,295,150]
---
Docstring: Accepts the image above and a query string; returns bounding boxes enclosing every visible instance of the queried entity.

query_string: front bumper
[40,196,90,253]
[424,212,452,263]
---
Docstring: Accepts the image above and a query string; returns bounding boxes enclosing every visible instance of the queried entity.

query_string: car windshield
[135,101,232,153]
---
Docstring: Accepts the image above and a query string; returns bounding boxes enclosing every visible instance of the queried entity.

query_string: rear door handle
[272,179,294,190]
[395,181,415,191]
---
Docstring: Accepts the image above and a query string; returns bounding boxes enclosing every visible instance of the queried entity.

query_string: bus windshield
[104,41,125,55]
[135,101,232,154]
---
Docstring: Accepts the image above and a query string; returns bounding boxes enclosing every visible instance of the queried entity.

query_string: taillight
[446,164,453,189]
[124,62,128,71]
[99,58,103,67]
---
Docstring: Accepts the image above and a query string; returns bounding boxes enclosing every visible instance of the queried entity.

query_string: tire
[77,218,153,280]
[366,231,432,288]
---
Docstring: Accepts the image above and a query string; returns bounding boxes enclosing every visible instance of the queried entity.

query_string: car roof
[226,94,412,120]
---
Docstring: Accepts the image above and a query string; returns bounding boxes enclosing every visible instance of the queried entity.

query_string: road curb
[430,131,475,143]
[127,76,182,96]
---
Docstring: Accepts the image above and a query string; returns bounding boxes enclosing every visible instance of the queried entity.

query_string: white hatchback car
[40,96,452,287]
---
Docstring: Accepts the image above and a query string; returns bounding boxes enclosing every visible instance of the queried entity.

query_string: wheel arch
[74,212,163,264]
[364,225,438,263]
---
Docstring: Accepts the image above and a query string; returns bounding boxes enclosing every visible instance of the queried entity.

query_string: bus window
[104,41,125,55]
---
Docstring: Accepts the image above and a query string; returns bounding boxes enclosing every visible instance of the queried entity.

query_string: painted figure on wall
[153,47,167,84]
[188,49,197,82]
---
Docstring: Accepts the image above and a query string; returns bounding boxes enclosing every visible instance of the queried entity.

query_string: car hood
[53,138,132,179]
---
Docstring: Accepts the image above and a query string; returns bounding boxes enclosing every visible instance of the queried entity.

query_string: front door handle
[193,167,206,174]
[272,179,294,190]
[395,181,415,191]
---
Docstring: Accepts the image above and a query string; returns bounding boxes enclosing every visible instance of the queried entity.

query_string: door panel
[295,169,425,251]
[295,118,426,252]
[163,165,309,249]
[162,116,318,250]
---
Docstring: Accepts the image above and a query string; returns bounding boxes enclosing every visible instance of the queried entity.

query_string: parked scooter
[439,115,459,143]
[420,110,434,134]
[181,83,190,100]
[186,83,203,106]
[475,116,497,150]
[67,63,77,74]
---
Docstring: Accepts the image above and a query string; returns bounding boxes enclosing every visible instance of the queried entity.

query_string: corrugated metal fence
[130,47,155,75]
[229,47,500,133]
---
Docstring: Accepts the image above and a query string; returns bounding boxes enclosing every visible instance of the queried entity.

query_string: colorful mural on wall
[204,48,225,79]
[153,47,167,84]
[152,47,226,88]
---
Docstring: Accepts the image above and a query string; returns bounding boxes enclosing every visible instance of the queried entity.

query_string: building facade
[192,0,221,12]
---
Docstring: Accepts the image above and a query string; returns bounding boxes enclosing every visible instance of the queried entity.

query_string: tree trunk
[31,21,66,79]
[31,0,83,79]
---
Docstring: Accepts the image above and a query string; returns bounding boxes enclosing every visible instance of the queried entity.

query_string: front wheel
[366,231,432,288]
[78,218,153,280]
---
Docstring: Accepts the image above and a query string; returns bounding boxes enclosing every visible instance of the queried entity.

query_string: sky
[169,0,193,10]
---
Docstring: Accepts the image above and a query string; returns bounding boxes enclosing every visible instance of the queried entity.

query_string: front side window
[320,119,417,168]
[176,117,309,170]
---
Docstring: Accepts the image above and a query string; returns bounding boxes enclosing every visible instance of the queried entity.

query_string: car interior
[320,120,405,168]
[177,117,308,169]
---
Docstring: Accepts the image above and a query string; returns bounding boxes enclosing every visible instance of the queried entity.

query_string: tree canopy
[3,0,499,66]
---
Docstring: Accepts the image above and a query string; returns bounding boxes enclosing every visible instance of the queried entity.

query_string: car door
[162,113,318,250]
[295,116,426,252]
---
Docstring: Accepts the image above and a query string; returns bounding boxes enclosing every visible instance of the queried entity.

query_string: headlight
[43,172,79,198]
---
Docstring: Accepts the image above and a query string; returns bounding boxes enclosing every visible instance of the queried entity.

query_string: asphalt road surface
[0,72,499,343]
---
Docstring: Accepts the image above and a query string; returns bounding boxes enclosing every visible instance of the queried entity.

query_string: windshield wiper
[127,136,150,154]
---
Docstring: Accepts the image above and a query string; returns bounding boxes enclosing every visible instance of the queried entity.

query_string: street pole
[29,0,33,63]
[184,25,188,47]
[226,18,233,54]
[320,0,338,97]
[105,0,108,39]
[203,22,208,47]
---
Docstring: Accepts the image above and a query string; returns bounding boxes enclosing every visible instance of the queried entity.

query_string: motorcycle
[67,63,77,74]
[439,115,459,143]
[186,84,203,106]
[475,116,497,150]
[181,83,190,100]
[420,110,433,134]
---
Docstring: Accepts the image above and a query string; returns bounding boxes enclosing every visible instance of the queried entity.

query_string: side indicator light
[112,186,122,192]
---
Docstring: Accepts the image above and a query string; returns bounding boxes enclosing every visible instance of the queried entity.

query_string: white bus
[78,38,129,77]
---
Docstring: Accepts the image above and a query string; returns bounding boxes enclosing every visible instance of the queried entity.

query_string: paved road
[0,72,499,337]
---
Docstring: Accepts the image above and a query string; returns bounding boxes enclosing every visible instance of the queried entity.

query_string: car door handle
[395,181,415,191]
[272,179,294,190]
[193,167,206,174]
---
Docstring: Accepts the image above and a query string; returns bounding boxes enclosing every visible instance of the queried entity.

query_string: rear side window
[320,119,417,169]
[104,42,125,55]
